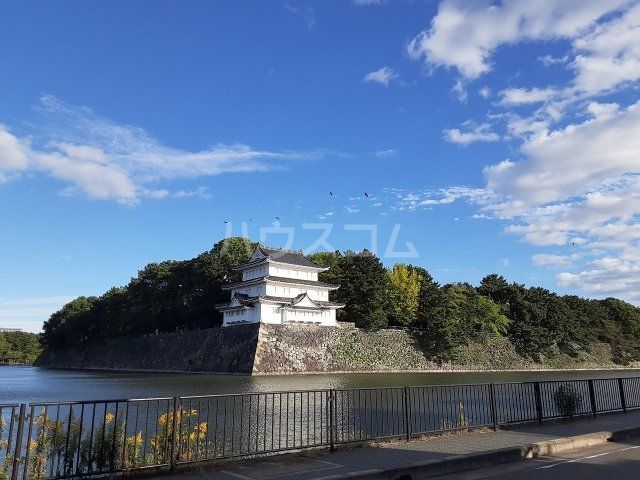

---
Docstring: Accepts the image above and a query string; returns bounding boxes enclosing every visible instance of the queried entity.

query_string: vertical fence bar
[533,382,543,425]
[10,404,26,480]
[489,384,498,431]
[328,389,335,452]
[588,380,597,417]
[403,387,411,441]
[169,397,179,472]
[618,378,627,413]
[20,405,34,480]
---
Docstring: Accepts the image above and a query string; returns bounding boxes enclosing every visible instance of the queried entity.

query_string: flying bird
[329,191,334,196]
[224,220,229,224]
[364,192,369,198]
[275,216,280,220]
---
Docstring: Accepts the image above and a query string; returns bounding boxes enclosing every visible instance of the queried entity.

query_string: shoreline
[28,364,640,376]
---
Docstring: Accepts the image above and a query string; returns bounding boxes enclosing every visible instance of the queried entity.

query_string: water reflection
[1,365,639,404]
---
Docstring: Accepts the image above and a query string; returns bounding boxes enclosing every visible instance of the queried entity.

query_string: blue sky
[2,0,640,331]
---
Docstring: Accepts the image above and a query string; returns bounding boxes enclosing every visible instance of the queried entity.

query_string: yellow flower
[28,439,38,451]
[158,413,169,426]
[105,413,115,424]
[130,432,144,446]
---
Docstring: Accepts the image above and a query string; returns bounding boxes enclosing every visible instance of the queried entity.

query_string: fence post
[169,396,179,472]
[618,378,627,413]
[588,380,597,417]
[328,389,335,453]
[489,384,498,431]
[10,404,26,480]
[403,387,411,441]
[534,382,543,425]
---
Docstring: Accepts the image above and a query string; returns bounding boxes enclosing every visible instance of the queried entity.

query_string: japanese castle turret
[216,245,345,326]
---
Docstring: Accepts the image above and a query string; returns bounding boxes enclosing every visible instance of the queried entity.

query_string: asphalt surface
[436,436,640,479]
[149,411,640,479]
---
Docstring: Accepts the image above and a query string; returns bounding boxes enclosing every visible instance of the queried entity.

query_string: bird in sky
[275,216,280,220]
[364,192,369,198]
[224,220,229,224]
[329,191,334,196]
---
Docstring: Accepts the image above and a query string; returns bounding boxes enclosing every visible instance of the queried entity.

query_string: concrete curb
[310,427,640,480]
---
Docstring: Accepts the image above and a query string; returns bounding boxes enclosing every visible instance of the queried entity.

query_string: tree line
[42,237,640,364]
[0,331,42,364]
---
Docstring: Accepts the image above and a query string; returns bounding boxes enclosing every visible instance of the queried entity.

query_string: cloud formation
[0,96,327,204]
[363,66,399,86]
[443,123,500,145]
[407,0,630,79]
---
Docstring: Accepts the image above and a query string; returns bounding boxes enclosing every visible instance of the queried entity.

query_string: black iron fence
[1,376,638,479]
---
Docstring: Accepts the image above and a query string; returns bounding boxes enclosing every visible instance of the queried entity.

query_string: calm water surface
[2,366,640,404]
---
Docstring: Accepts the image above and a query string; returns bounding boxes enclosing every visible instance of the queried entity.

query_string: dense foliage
[42,238,640,364]
[0,331,42,364]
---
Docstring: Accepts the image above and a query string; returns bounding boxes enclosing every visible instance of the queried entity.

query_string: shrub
[552,384,583,417]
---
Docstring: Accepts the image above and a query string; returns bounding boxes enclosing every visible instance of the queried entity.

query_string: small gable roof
[236,245,326,270]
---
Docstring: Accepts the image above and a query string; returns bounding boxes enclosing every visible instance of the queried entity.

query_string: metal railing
[1,376,638,479]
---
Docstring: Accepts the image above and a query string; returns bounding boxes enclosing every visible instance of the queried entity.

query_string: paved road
[151,412,640,479]
[437,437,640,479]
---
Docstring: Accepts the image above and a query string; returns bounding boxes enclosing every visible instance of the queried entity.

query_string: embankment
[36,324,260,373]
[36,323,638,374]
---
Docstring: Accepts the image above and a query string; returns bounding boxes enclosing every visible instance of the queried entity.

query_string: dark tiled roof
[235,245,325,270]
[267,275,338,288]
[222,275,339,290]
[259,246,321,268]
[218,293,344,310]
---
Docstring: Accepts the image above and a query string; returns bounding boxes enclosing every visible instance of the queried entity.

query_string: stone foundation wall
[253,324,438,373]
[36,324,260,374]
[36,323,635,374]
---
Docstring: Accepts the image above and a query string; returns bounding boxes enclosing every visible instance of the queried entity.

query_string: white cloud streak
[443,123,499,145]
[0,96,329,204]
[363,66,399,86]
[0,296,76,333]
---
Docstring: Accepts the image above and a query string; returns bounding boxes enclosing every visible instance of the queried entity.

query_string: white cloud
[345,206,360,214]
[317,211,335,220]
[572,3,640,95]
[532,253,572,267]
[451,79,468,102]
[0,96,328,204]
[374,149,399,158]
[479,86,491,99]
[486,100,640,207]
[354,0,384,4]
[499,87,557,106]
[557,259,640,302]
[363,66,398,86]
[539,54,569,67]
[0,124,29,181]
[407,0,630,79]
[285,3,316,30]
[0,295,76,333]
[389,186,492,211]
[443,122,499,145]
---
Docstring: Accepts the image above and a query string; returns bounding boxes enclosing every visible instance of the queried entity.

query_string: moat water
[2,365,640,404]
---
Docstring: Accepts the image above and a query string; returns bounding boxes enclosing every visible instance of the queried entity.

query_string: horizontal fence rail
[2,376,639,478]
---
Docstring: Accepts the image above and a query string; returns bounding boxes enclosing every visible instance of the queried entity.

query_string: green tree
[43,296,96,349]
[0,331,42,364]
[387,264,421,326]
[442,283,510,338]
[413,268,458,358]
[339,250,388,329]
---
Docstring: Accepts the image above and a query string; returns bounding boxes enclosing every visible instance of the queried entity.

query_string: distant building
[216,245,344,326]
[0,327,22,332]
